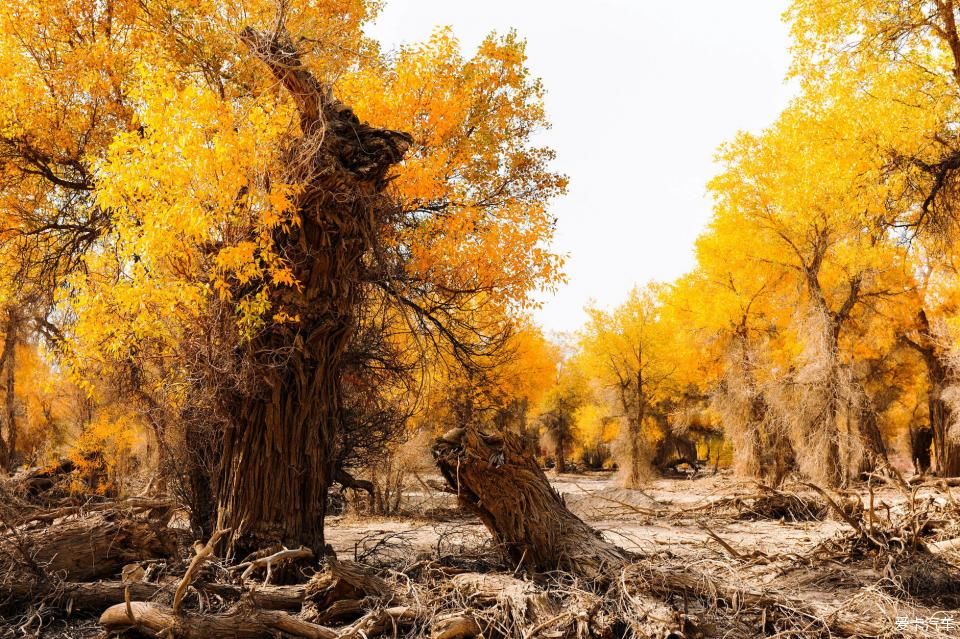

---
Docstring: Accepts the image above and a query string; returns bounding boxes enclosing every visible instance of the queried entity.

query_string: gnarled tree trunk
[432,427,631,584]
[216,28,411,555]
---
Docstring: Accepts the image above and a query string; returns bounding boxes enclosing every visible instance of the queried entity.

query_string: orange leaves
[215,242,259,286]
[0,0,567,440]
[340,28,566,311]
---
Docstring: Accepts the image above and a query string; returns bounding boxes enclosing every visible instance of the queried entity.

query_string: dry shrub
[710,341,797,484]
[737,489,827,522]
[894,553,960,607]
[353,429,435,516]
[764,308,864,486]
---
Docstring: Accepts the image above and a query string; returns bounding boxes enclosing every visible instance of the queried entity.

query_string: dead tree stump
[432,427,632,583]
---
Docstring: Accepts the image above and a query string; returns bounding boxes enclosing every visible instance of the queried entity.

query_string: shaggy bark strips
[432,427,632,583]
[216,27,411,555]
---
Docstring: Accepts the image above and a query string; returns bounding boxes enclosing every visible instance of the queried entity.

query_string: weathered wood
[1,513,178,583]
[100,601,336,639]
[20,579,305,612]
[431,613,481,639]
[432,428,633,583]
[215,25,412,557]
[305,556,391,607]
[236,544,312,582]
[173,528,230,613]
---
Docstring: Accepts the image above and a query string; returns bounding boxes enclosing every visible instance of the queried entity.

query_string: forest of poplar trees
[3,1,960,638]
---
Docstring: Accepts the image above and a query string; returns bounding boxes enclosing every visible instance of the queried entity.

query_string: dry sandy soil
[9,470,958,638]
[326,470,960,638]
[328,471,846,561]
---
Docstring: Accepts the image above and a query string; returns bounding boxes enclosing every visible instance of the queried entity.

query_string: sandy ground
[325,471,847,561]
[322,470,960,637]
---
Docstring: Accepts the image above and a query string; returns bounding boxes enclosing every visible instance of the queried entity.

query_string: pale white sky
[366,1,796,334]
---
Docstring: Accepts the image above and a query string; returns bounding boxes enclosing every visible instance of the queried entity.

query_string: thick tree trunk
[4,318,16,472]
[555,429,567,473]
[911,425,934,474]
[902,310,960,477]
[0,311,16,472]
[218,358,341,554]
[186,440,217,538]
[769,422,796,486]
[820,358,845,487]
[931,394,960,476]
[432,427,632,584]
[855,399,888,475]
[745,394,766,477]
[216,28,411,555]
[803,268,857,487]
[626,417,643,486]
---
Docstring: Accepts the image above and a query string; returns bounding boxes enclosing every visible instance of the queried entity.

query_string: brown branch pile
[735,484,828,522]
[6,444,960,639]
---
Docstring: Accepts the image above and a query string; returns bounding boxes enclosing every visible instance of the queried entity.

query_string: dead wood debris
[5,480,960,639]
[735,485,828,522]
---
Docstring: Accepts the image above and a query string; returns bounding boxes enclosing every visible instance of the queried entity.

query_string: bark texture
[100,602,336,639]
[432,427,631,583]
[4,579,305,613]
[0,513,178,582]
[902,310,960,477]
[216,28,411,555]
[0,513,179,607]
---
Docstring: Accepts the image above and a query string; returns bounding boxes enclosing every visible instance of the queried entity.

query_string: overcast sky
[366,1,796,335]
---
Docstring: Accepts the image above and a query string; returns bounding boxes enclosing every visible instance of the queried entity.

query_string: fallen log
[4,579,306,613]
[13,497,174,528]
[100,601,336,639]
[927,537,960,555]
[1,512,179,583]
[15,458,74,500]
